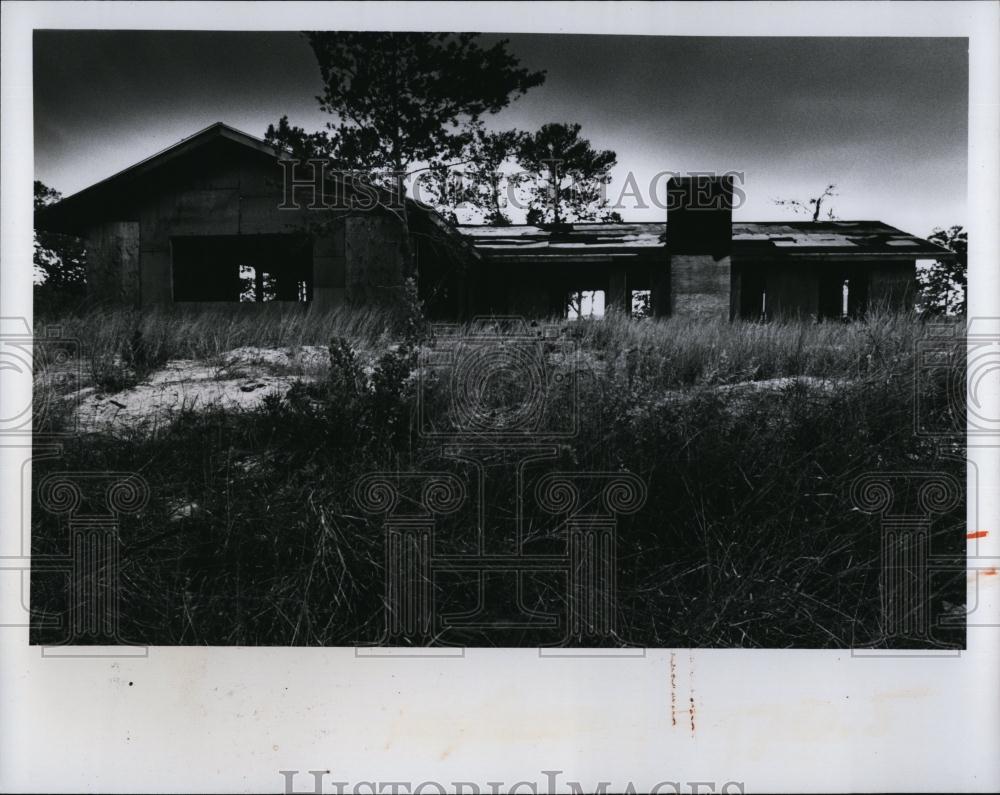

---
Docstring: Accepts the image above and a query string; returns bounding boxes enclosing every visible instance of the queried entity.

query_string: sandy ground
[72,346,330,435]
[66,343,848,436]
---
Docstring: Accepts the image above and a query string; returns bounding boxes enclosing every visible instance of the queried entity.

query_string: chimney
[657,175,734,319]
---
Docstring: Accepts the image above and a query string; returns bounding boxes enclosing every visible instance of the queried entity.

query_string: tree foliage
[774,184,839,221]
[34,180,86,293]
[264,115,384,174]
[518,123,617,224]
[417,121,527,225]
[265,32,544,278]
[919,225,967,315]
[267,33,544,190]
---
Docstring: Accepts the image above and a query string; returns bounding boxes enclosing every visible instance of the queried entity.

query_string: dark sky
[33,31,967,235]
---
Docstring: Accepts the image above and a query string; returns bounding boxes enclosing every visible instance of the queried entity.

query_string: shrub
[30,308,965,647]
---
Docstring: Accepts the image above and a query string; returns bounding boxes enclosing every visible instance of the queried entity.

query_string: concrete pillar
[607,266,628,315]
[666,176,734,320]
[312,224,347,309]
[651,262,671,318]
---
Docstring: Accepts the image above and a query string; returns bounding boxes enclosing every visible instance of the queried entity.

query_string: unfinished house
[34,123,464,312]
[35,123,953,321]
[458,177,953,320]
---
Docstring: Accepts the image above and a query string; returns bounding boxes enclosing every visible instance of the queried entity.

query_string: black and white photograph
[2,1,999,793]
[26,28,972,650]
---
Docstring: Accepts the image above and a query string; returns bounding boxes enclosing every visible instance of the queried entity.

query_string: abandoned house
[35,122,954,320]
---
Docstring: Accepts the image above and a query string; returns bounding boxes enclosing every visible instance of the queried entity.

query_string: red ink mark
[688,653,696,736]
[967,530,988,540]
[983,568,997,576]
[670,653,677,727]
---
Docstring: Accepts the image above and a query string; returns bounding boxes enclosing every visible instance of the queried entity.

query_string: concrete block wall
[670,254,732,318]
[666,176,734,320]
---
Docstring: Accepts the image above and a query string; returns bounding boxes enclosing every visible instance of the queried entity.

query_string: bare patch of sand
[74,346,330,435]
[219,345,330,374]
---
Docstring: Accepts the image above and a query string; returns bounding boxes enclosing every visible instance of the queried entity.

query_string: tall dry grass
[563,307,925,385]
[30,305,966,648]
[42,303,929,390]
[46,303,397,361]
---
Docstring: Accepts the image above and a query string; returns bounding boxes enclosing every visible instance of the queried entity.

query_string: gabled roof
[70,122,281,193]
[36,122,953,267]
[456,220,954,262]
[35,123,279,233]
[34,122,467,252]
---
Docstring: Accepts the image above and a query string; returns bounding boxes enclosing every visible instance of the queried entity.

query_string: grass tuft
[31,306,965,647]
